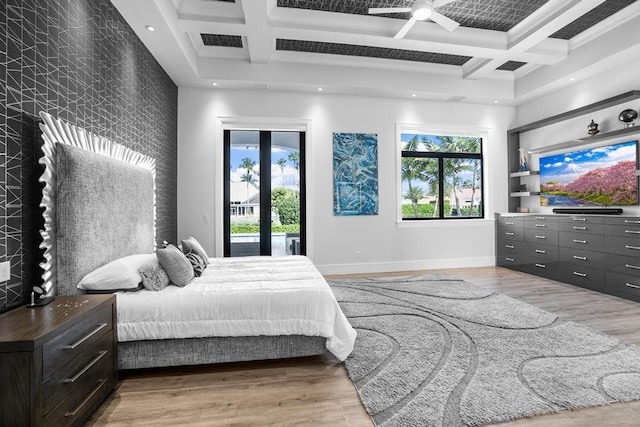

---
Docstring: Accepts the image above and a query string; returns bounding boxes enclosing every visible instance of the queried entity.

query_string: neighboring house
[229,181,260,218]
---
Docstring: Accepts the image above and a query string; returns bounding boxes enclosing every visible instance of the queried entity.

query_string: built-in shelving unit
[506,90,640,212]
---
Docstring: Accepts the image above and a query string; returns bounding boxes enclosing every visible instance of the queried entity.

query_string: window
[400,132,483,220]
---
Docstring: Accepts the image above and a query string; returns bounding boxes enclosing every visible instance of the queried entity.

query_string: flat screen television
[539,140,638,206]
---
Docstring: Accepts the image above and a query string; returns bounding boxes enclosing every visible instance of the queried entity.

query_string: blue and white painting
[333,133,379,216]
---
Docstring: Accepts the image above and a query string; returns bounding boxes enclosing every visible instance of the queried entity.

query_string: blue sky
[540,140,637,184]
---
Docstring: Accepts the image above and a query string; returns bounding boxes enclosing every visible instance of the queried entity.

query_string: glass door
[224,130,305,257]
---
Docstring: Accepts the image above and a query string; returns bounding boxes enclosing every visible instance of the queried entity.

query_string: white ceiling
[112,0,640,105]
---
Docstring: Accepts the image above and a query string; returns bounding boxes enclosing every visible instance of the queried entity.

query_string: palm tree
[277,158,287,187]
[288,152,300,193]
[239,157,257,206]
[404,186,426,217]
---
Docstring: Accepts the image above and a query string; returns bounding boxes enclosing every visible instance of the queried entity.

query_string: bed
[38,112,356,369]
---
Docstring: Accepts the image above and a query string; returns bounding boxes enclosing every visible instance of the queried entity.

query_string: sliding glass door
[223,130,305,257]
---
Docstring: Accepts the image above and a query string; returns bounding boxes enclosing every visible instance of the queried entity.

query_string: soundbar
[552,208,623,215]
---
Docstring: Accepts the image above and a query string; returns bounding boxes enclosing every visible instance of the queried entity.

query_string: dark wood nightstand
[0,294,117,426]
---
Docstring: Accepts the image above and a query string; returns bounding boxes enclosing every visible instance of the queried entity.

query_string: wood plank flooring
[87,267,640,426]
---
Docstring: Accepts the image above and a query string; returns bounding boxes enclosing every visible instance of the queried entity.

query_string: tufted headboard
[39,112,156,296]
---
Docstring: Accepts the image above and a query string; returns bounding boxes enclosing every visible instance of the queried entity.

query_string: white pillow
[77,254,158,292]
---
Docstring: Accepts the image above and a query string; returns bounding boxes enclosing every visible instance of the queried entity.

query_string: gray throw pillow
[181,236,209,265]
[185,251,206,277]
[156,245,194,287]
[139,264,170,291]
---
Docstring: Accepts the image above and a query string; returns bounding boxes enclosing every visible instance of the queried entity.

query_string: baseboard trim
[316,257,495,276]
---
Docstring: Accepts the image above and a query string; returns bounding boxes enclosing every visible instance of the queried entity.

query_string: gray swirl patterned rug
[328,274,640,427]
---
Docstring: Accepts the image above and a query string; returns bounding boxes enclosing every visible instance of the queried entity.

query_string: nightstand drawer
[42,330,113,415]
[42,355,115,427]
[43,303,113,381]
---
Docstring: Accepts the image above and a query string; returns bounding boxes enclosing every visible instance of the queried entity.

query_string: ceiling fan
[368,0,460,38]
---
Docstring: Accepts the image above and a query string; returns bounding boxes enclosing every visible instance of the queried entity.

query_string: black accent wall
[0,0,178,312]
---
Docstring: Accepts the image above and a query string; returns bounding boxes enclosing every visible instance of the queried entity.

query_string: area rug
[327,274,640,427]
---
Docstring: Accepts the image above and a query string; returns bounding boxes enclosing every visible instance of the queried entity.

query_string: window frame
[397,126,486,221]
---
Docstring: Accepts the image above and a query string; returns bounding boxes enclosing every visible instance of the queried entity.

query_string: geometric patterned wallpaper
[0,0,178,313]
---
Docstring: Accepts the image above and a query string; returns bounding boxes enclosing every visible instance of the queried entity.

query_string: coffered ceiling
[112,0,640,105]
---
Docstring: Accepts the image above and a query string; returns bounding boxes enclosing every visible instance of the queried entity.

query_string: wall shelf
[509,170,539,178]
[510,191,541,197]
[528,126,640,154]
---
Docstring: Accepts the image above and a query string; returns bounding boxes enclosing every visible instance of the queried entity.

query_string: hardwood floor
[87,267,640,426]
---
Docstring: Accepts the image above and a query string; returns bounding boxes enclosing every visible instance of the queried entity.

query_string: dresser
[496,213,640,302]
[0,295,117,426]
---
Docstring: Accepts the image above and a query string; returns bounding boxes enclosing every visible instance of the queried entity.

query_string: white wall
[178,89,516,275]
[516,57,640,216]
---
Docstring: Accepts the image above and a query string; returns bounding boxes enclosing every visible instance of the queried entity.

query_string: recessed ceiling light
[317,87,323,91]
[494,100,499,104]
[211,82,218,86]
[145,25,156,32]
[569,77,576,81]
[412,94,417,98]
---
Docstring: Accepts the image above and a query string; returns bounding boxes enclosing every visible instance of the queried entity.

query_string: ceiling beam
[463,0,604,79]
[239,0,276,64]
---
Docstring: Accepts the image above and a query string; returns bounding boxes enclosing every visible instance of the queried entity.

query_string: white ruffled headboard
[39,112,156,296]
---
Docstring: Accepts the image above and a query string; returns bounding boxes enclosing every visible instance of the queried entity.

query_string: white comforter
[116,255,356,361]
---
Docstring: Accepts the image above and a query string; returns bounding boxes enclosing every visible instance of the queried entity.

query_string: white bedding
[116,255,356,361]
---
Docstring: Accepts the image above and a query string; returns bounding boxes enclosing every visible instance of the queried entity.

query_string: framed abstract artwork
[333,132,379,216]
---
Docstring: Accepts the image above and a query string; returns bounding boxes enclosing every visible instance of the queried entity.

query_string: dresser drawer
[560,215,605,225]
[521,260,557,279]
[498,227,524,241]
[42,330,113,415]
[524,216,558,231]
[559,248,605,269]
[605,217,640,227]
[42,355,115,427]
[558,220,605,235]
[604,254,640,277]
[497,215,523,228]
[43,303,113,381]
[496,239,523,255]
[524,228,558,246]
[559,231,604,251]
[605,272,640,300]
[557,263,604,290]
[496,254,526,268]
[604,224,640,238]
[520,242,558,262]
[604,235,640,257]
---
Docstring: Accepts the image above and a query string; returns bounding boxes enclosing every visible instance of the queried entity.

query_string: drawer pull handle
[535,216,546,220]
[573,255,587,261]
[535,263,546,268]
[624,220,640,224]
[625,230,640,234]
[64,351,108,384]
[625,245,640,251]
[626,264,640,270]
[535,249,546,254]
[535,235,546,239]
[505,232,514,236]
[64,323,108,350]
[505,222,515,225]
[505,244,515,249]
[572,218,587,222]
[626,283,640,289]
[573,226,586,230]
[573,239,587,244]
[535,224,546,228]
[505,257,515,262]
[573,272,587,277]
[65,378,107,417]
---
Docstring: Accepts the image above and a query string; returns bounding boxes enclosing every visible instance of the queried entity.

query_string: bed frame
[38,112,327,369]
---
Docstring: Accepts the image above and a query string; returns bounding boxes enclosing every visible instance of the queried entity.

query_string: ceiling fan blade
[430,11,459,31]
[368,7,412,14]
[394,17,417,39]
[433,0,458,7]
